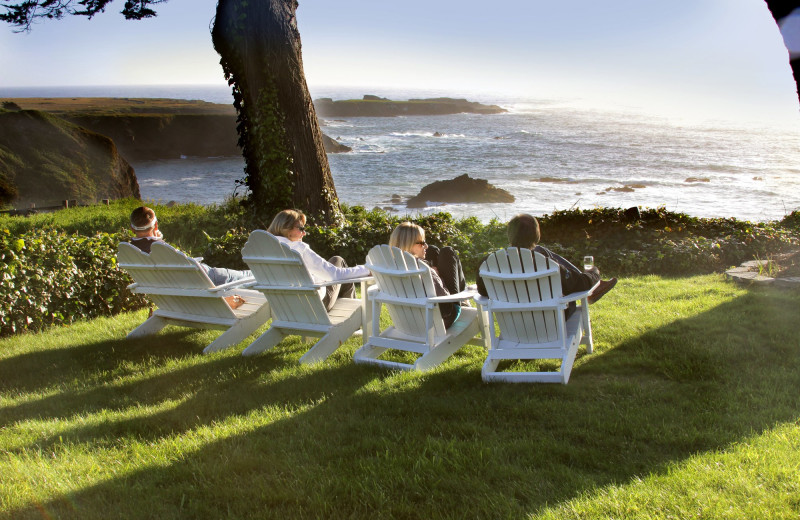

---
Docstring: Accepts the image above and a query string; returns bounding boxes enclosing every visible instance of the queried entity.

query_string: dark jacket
[129,236,163,254]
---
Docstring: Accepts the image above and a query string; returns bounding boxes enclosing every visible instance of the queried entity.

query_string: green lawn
[1,275,798,519]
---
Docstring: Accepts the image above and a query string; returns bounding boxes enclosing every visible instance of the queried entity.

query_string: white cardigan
[275,236,369,292]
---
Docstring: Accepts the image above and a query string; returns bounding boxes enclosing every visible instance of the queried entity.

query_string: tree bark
[212,0,341,224]
[764,1,800,106]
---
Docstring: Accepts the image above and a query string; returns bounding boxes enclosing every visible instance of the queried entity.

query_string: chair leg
[204,304,272,354]
[352,343,390,364]
[580,300,593,354]
[127,315,168,339]
[414,318,480,371]
[300,313,361,364]
[241,327,287,357]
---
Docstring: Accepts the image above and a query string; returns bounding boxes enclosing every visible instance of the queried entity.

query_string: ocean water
[4,84,800,222]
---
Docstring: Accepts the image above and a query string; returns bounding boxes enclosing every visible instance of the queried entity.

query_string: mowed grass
[1,275,798,519]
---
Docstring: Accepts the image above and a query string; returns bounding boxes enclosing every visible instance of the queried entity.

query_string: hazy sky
[1,0,798,123]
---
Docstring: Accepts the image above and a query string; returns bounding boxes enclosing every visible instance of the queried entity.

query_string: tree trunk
[212,0,341,225]
[764,1,800,106]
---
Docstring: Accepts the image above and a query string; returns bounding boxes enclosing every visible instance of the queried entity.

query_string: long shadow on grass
[0,329,203,395]
[0,330,325,432]
[5,288,800,519]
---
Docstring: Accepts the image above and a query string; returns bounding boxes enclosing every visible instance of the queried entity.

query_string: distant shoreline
[1,95,507,118]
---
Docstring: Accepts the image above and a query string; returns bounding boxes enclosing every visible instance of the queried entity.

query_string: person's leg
[322,256,355,311]
[203,265,253,286]
[436,246,466,295]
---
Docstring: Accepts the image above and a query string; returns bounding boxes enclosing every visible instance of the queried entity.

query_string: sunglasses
[416,241,427,246]
[296,225,306,231]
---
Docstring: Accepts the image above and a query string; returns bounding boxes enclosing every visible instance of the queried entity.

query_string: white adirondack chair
[353,244,482,371]
[474,247,599,384]
[117,242,270,354]
[240,230,373,364]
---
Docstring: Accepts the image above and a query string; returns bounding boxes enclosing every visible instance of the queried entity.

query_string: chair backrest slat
[118,242,234,319]
[480,248,564,345]
[242,230,331,326]
[367,245,445,338]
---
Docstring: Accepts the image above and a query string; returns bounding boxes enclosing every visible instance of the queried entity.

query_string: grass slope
[1,275,798,519]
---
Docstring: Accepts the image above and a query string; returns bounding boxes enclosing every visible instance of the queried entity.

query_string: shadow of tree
[3,287,799,519]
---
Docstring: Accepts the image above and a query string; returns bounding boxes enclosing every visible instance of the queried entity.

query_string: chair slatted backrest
[241,230,331,326]
[480,248,564,344]
[366,245,446,339]
[118,241,236,320]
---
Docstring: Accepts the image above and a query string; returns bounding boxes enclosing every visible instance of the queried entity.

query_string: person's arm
[535,246,599,295]
[298,243,370,281]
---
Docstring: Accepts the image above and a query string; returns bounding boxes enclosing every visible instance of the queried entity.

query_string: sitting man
[129,206,253,288]
[476,213,617,318]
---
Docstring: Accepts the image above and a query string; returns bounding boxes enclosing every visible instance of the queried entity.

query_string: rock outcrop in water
[315,96,507,117]
[406,174,515,208]
[0,110,140,207]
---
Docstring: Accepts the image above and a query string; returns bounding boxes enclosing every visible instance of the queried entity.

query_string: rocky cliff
[0,110,139,207]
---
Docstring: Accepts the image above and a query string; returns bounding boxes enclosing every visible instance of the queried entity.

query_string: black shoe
[589,278,617,304]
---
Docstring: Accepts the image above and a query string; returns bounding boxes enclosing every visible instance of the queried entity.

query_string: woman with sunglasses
[388,222,467,329]
[267,209,369,311]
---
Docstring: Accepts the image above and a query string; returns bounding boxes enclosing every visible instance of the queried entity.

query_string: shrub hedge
[1,203,797,337]
[0,228,146,337]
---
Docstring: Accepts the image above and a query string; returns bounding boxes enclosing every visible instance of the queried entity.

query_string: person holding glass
[476,213,617,318]
[267,209,370,311]
[388,222,467,329]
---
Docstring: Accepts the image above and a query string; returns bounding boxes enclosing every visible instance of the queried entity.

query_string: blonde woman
[267,209,369,311]
[388,222,466,329]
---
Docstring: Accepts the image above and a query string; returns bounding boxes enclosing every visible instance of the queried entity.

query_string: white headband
[131,215,157,231]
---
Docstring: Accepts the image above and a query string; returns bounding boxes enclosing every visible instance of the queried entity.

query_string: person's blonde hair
[389,222,424,253]
[267,209,306,238]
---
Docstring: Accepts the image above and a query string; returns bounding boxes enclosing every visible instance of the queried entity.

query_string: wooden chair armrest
[428,288,477,304]
[314,275,374,288]
[209,276,257,292]
[556,280,601,304]
[473,293,489,307]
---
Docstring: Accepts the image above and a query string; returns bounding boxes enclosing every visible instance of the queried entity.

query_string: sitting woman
[388,222,467,329]
[267,209,370,311]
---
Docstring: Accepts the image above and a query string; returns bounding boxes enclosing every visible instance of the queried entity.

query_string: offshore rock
[322,134,352,153]
[406,174,515,208]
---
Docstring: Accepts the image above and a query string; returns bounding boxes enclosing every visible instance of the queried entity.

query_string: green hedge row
[1,204,798,337]
[205,205,800,279]
[0,228,147,337]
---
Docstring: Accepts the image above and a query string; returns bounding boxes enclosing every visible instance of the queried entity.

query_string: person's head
[389,222,427,259]
[267,209,307,241]
[508,213,541,249]
[130,206,158,237]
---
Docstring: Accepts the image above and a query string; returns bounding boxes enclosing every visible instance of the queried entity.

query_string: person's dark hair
[130,206,157,230]
[508,213,540,248]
